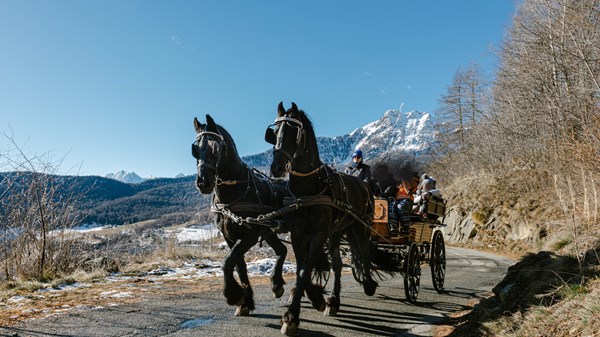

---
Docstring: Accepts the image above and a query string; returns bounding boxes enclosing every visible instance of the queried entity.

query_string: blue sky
[0,0,515,178]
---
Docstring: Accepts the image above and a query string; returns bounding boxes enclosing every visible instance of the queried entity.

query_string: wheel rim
[313,247,331,287]
[351,255,362,283]
[312,269,330,287]
[404,241,421,302]
[430,231,446,292]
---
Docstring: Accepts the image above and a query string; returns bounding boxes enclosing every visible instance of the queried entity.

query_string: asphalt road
[0,247,513,337]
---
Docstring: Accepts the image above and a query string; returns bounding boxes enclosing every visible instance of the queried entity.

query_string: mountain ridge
[242,109,435,168]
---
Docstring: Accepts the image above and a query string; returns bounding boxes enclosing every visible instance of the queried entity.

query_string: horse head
[192,114,226,194]
[266,102,309,178]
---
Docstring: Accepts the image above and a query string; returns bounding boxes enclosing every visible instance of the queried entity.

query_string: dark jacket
[374,173,397,198]
[345,162,372,183]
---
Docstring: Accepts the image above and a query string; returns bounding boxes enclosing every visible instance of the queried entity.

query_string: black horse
[192,115,288,316]
[266,102,391,335]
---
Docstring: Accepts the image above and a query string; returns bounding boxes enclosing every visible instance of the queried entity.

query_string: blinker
[192,143,200,159]
[265,126,277,145]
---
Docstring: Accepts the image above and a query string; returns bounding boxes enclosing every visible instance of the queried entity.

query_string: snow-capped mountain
[105,171,146,184]
[242,109,435,168]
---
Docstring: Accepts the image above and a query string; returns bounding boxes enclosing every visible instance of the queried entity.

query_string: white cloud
[170,35,194,51]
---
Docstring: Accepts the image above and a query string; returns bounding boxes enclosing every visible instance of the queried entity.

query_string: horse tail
[369,242,399,274]
[345,230,368,284]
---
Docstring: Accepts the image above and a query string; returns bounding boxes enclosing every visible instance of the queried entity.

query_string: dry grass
[444,237,600,337]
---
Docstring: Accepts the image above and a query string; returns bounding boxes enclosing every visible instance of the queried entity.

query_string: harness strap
[216,177,249,186]
[274,116,303,127]
[196,131,224,142]
[286,163,325,177]
[198,162,218,172]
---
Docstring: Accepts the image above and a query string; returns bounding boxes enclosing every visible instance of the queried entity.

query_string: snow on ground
[173,224,222,242]
[68,223,112,233]
[5,224,294,307]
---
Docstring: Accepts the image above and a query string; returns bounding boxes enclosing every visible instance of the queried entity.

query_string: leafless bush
[0,132,87,281]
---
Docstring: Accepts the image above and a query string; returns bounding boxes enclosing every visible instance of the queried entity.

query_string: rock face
[443,207,478,244]
[441,203,543,250]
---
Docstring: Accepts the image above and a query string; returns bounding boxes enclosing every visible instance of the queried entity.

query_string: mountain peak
[105,171,145,184]
[242,109,435,168]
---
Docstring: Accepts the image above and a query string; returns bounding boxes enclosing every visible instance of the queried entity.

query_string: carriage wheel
[430,231,446,293]
[351,254,362,283]
[403,241,421,302]
[311,267,331,288]
[312,246,331,288]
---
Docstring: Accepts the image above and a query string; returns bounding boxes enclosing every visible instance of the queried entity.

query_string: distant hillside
[82,176,208,226]
[0,172,209,227]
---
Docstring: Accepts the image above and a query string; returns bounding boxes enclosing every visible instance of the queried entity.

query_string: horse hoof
[234,297,245,306]
[235,305,250,316]
[273,286,285,299]
[324,305,338,316]
[281,322,299,336]
[364,279,377,296]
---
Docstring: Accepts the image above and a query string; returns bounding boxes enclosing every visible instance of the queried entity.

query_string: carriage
[365,195,447,302]
[309,194,448,303]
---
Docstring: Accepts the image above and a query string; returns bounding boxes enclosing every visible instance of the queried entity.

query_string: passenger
[413,173,441,216]
[372,164,396,198]
[393,175,420,234]
[344,149,372,183]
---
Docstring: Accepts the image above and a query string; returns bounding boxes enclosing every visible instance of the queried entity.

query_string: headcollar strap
[274,116,303,128]
[196,131,224,142]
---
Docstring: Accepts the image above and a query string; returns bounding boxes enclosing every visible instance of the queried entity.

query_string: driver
[344,150,372,183]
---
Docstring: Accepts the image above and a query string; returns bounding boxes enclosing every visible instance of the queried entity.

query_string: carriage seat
[422,195,446,220]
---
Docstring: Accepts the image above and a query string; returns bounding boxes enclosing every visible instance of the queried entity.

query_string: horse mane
[216,124,242,164]
[296,109,321,162]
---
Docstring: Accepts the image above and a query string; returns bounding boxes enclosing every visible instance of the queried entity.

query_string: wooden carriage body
[371,197,446,245]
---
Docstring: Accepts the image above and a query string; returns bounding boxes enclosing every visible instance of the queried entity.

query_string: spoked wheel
[312,245,331,287]
[403,241,421,302]
[311,265,331,288]
[351,254,362,283]
[430,231,446,293]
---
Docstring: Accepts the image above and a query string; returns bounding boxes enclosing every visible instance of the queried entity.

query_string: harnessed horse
[266,102,390,335]
[192,115,288,316]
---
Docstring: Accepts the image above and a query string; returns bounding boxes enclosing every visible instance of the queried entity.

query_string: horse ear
[291,102,298,114]
[277,101,285,117]
[193,117,205,132]
[206,114,217,132]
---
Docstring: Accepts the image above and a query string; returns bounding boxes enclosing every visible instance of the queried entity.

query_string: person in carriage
[371,164,420,235]
[344,149,372,183]
[413,173,442,217]
[372,164,397,199]
[391,173,420,234]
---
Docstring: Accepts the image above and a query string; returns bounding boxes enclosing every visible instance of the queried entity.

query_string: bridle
[193,130,252,187]
[272,116,304,159]
[270,115,324,177]
[192,130,225,174]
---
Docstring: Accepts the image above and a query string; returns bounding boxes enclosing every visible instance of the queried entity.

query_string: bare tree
[1,131,85,281]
